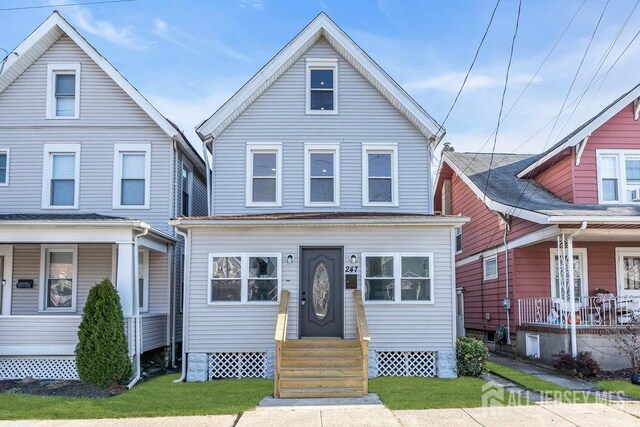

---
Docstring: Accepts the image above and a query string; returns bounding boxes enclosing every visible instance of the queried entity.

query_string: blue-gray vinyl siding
[211,38,432,215]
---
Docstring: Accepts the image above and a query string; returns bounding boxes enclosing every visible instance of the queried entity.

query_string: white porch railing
[518,296,640,327]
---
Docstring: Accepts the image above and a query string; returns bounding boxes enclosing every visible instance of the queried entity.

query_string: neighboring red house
[434,85,640,370]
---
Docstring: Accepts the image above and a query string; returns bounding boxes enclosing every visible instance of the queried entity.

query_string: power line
[507,30,640,221]
[435,0,501,135]
[507,0,610,217]
[0,0,135,12]
[454,0,585,178]
[482,0,522,202]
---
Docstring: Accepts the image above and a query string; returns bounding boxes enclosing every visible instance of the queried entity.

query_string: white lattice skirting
[376,351,437,377]
[0,357,79,380]
[208,352,267,379]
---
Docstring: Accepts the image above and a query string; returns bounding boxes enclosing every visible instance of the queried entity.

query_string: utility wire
[454,0,585,178]
[0,0,135,11]
[507,0,610,217]
[481,0,522,203]
[435,0,501,135]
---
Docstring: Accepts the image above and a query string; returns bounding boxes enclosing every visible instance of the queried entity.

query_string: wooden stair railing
[274,290,289,398]
[353,290,370,395]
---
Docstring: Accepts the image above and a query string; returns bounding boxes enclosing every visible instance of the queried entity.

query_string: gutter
[169,216,470,228]
[127,226,149,389]
[549,216,640,225]
[173,228,190,383]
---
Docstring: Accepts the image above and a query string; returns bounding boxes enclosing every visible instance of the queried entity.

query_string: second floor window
[246,143,282,207]
[305,144,339,206]
[42,144,80,209]
[113,144,151,209]
[182,165,192,216]
[0,150,7,185]
[363,144,398,206]
[306,59,338,114]
[46,63,80,119]
[597,151,640,203]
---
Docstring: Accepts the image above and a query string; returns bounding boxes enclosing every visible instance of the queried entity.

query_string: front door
[300,247,344,338]
[456,288,465,336]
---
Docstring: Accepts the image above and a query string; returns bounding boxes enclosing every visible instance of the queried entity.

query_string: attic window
[306,59,338,114]
[46,63,81,119]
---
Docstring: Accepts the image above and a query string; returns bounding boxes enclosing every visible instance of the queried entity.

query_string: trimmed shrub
[553,351,600,379]
[457,336,489,376]
[75,278,132,387]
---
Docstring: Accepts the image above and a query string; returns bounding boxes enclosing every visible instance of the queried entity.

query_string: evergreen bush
[456,336,489,376]
[75,278,132,387]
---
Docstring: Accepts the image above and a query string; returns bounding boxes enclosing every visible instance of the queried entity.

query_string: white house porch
[0,215,173,381]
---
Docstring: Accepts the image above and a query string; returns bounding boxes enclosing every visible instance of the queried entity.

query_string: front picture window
[248,256,278,301]
[363,254,433,303]
[210,256,242,302]
[401,256,431,301]
[364,256,395,301]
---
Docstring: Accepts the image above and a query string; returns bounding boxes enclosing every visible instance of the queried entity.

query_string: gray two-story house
[0,12,207,384]
[171,13,467,397]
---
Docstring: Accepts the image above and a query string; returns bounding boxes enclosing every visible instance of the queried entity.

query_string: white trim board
[0,245,13,315]
[196,12,444,145]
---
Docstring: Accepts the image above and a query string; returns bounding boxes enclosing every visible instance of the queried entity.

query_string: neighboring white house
[172,13,467,396]
[0,12,207,383]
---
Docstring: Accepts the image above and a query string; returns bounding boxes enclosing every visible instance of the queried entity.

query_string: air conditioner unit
[631,189,640,202]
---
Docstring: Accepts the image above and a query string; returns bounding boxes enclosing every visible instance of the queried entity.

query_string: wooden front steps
[276,339,366,398]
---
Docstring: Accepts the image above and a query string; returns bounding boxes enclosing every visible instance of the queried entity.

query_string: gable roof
[517,83,640,178]
[440,151,640,224]
[0,11,205,168]
[196,12,444,145]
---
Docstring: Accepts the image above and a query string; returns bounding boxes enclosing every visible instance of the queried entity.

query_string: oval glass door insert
[312,262,330,320]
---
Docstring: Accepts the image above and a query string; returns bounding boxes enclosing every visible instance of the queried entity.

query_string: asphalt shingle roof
[0,213,134,221]
[445,152,640,217]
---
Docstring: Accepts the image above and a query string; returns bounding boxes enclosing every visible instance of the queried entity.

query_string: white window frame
[483,255,498,281]
[549,248,589,298]
[0,148,9,186]
[41,144,81,209]
[245,143,282,207]
[362,143,399,207]
[181,162,193,216]
[615,247,640,297]
[112,143,151,209]
[39,244,78,312]
[361,253,434,305]
[596,149,640,204]
[305,58,338,115]
[46,63,81,120]
[304,143,340,207]
[207,253,281,305]
[455,227,463,254]
[138,249,149,312]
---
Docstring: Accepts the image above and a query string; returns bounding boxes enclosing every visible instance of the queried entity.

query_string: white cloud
[404,71,538,92]
[62,4,146,50]
[239,0,264,10]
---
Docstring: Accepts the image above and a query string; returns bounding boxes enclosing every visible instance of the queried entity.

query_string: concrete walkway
[4,402,640,426]
[489,354,601,391]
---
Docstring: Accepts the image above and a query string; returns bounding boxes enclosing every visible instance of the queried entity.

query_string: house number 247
[345,266,359,273]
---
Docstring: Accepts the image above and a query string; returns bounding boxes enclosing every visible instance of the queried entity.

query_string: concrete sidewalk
[3,403,640,426]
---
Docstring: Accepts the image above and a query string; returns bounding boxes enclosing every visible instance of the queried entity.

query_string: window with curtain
[45,249,75,309]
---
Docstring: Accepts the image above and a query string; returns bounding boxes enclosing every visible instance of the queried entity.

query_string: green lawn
[597,380,640,399]
[369,376,490,410]
[486,361,594,403]
[0,374,273,420]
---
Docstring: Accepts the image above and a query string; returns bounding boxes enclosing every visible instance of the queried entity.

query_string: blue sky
[2,0,640,156]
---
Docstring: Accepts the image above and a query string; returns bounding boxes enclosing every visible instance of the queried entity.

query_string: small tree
[76,278,132,387]
[609,314,640,371]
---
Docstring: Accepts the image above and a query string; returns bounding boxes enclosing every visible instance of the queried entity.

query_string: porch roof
[0,213,175,244]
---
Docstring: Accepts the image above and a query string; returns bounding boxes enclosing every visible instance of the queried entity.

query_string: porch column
[567,237,577,357]
[116,241,135,317]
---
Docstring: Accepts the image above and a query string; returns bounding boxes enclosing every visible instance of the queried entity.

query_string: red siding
[535,152,575,202]
[458,251,517,334]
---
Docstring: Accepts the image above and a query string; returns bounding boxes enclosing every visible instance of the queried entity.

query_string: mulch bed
[0,378,126,398]
[597,368,637,381]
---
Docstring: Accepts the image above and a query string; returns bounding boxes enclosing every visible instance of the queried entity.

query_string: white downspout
[174,227,190,383]
[203,137,213,215]
[503,227,511,345]
[127,226,149,389]
[568,221,587,357]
